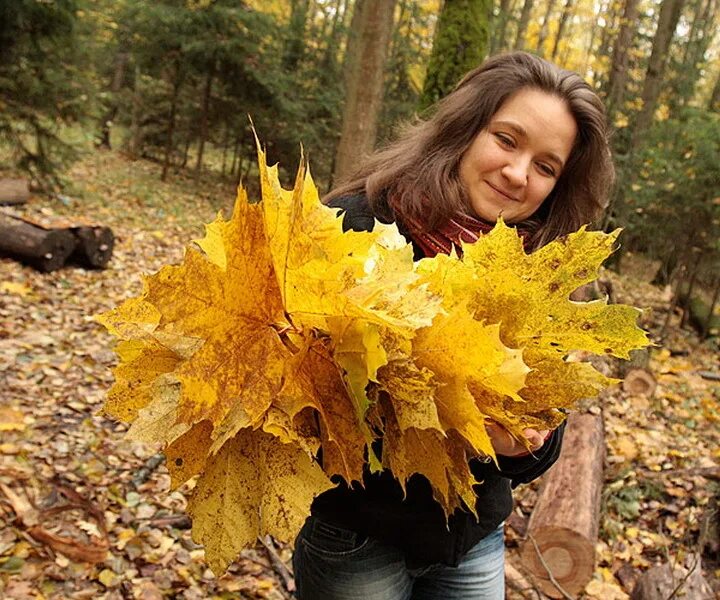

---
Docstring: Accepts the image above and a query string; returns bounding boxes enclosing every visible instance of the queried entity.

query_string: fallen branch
[0,482,109,563]
[527,534,576,600]
[637,466,720,481]
[506,559,546,599]
[259,535,296,594]
[131,452,166,489]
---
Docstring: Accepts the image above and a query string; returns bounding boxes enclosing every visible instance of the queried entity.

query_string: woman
[292,51,614,600]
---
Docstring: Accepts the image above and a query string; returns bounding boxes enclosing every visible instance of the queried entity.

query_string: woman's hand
[486,421,550,457]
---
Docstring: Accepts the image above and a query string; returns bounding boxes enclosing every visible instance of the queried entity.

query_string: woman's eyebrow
[493,120,566,169]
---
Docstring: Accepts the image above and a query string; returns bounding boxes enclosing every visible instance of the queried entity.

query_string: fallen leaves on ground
[0,152,715,599]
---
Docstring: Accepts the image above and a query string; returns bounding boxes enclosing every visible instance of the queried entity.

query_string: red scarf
[398,205,532,258]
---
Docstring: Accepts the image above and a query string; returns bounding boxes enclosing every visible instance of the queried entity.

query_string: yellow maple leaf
[187,429,332,575]
[98,146,649,575]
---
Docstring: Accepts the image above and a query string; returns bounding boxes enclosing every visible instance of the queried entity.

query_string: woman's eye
[495,133,515,147]
[537,163,556,177]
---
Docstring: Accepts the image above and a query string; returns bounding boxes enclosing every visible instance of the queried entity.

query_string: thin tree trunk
[96,47,129,149]
[672,0,716,110]
[550,0,575,59]
[582,0,606,78]
[606,0,641,115]
[284,0,311,70]
[681,250,702,328]
[220,122,229,177]
[161,60,183,182]
[702,277,720,339]
[333,0,397,183]
[595,1,621,91]
[230,133,241,178]
[491,0,512,54]
[195,60,215,174]
[535,0,558,55]
[128,65,143,159]
[710,71,720,111]
[631,0,685,145]
[514,0,533,49]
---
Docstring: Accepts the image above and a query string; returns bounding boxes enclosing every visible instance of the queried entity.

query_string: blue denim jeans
[292,517,505,600]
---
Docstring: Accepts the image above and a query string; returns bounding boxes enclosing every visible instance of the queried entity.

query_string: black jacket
[310,194,565,568]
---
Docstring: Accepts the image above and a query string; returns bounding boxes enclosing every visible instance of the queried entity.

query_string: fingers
[486,422,552,457]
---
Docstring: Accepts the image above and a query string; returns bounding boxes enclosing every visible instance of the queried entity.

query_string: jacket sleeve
[328,195,377,233]
[494,421,566,487]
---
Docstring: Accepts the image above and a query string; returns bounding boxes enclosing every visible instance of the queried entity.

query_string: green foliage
[0,0,90,188]
[418,0,491,111]
[620,108,720,278]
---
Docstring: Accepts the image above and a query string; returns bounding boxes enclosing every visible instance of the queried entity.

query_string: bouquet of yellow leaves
[98,147,649,574]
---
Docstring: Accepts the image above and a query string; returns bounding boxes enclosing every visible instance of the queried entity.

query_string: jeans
[292,517,505,600]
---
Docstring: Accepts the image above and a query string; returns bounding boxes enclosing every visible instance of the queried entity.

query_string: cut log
[520,413,604,598]
[0,179,30,205]
[0,211,114,270]
[70,226,114,268]
[0,216,76,272]
[631,554,714,600]
[622,367,657,397]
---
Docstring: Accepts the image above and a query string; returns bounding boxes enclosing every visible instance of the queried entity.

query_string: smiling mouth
[485,181,520,202]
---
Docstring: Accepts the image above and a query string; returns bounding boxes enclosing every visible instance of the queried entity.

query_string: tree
[514,0,534,49]
[605,0,641,116]
[490,0,515,54]
[535,0,558,55]
[418,0,491,110]
[550,0,575,60]
[333,0,397,183]
[0,0,88,187]
[631,0,685,144]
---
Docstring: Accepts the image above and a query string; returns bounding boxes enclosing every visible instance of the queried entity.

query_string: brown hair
[325,51,614,249]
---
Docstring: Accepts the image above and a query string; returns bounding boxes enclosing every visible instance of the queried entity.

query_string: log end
[520,526,595,599]
[622,367,657,397]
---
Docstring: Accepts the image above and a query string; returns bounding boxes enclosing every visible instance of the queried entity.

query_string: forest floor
[1,150,718,600]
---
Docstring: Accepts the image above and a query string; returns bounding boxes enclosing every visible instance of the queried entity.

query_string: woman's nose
[501,158,529,187]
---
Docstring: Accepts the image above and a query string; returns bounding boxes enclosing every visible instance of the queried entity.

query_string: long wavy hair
[325,51,614,249]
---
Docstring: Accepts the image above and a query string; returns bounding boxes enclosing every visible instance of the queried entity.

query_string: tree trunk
[605,0,640,115]
[491,0,513,54]
[535,0,558,55]
[550,0,575,59]
[709,70,720,111]
[595,0,621,91]
[582,7,601,77]
[220,123,229,177]
[514,0,533,49]
[631,0,685,145]
[520,413,604,598]
[333,0,397,184]
[161,60,183,182]
[195,60,215,174]
[702,277,720,339]
[670,0,716,111]
[284,0,311,70]
[128,65,143,159]
[419,0,491,110]
[96,47,130,150]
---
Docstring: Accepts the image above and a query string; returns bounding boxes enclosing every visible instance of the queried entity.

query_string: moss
[418,0,491,111]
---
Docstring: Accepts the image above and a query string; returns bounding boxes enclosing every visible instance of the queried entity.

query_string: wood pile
[0,210,114,272]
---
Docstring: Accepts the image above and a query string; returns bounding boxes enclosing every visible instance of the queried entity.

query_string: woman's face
[458,88,577,224]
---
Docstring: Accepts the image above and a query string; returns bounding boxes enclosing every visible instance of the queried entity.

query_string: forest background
[1,1,720,599]
[1,0,719,287]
